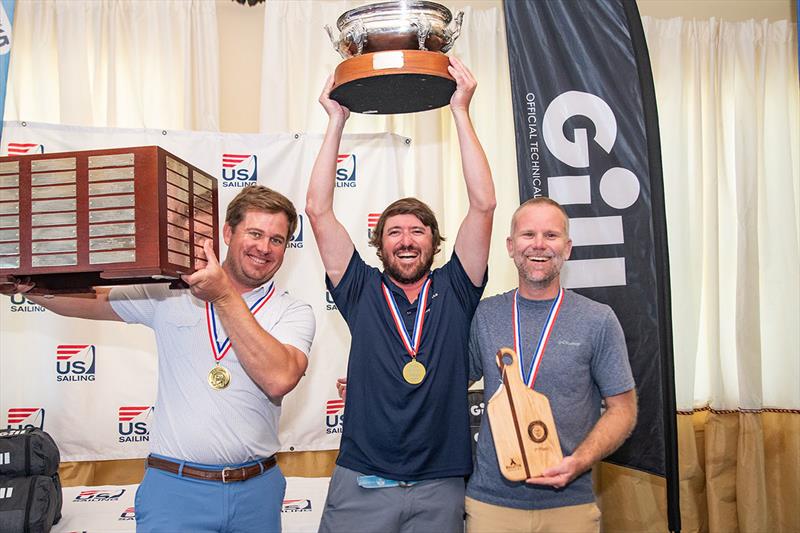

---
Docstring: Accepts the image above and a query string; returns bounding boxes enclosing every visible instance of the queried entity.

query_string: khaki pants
[465,496,601,533]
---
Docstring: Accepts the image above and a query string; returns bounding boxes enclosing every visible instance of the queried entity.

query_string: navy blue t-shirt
[327,250,485,480]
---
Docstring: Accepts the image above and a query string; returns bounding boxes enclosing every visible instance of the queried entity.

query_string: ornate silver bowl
[325,1,464,59]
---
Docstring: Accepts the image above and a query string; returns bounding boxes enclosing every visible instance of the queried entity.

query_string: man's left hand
[448,56,477,112]
[181,240,234,304]
[525,455,586,489]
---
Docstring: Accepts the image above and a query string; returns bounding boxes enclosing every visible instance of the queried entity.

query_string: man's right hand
[336,377,347,402]
[0,276,35,296]
[319,75,350,123]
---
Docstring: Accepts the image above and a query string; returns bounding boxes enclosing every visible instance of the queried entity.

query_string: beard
[513,251,564,289]
[381,246,434,285]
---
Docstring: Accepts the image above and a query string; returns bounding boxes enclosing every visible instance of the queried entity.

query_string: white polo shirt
[109,282,315,464]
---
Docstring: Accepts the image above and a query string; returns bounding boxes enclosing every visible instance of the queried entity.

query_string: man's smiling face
[222,209,289,292]
[379,213,435,286]
[507,203,572,292]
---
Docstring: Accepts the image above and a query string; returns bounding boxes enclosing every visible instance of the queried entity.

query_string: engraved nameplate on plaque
[0,146,219,293]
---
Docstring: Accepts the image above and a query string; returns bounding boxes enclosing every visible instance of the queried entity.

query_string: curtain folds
[3,0,219,131]
[642,17,799,412]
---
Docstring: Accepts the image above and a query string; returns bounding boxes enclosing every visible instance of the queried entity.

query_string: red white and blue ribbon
[381,278,432,357]
[205,282,275,361]
[513,287,565,388]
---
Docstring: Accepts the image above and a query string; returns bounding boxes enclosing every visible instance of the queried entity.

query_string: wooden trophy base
[331,50,455,115]
[0,269,188,295]
[487,348,563,482]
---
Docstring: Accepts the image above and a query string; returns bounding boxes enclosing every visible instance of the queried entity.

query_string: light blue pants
[135,454,286,533]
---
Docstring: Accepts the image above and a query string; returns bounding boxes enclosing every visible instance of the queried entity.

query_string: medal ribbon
[381,278,432,358]
[205,282,275,362]
[512,287,565,388]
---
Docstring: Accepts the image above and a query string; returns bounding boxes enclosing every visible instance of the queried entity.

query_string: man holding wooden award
[466,197,637,533]
[1,185,315,533]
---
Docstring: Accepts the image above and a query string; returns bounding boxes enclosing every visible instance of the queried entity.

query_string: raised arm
[182,241,311,403]
[305,76,356,288]
[0,278,123,322]
[449,57,496,286]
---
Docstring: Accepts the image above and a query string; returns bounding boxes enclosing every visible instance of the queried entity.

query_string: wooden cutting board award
[487,347,563,481]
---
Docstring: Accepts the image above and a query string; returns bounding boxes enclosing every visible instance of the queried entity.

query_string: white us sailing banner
[0,120,411,461]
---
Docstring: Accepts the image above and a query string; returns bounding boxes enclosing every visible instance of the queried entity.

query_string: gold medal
[402,360,426,385]
[208,364,231,390]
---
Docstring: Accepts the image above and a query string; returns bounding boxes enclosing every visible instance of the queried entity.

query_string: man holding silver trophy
[307,5,495,525]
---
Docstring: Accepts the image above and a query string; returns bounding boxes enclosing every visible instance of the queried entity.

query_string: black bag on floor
[0,429,60,477]
[0,475,58,533]
[50,474,61,525]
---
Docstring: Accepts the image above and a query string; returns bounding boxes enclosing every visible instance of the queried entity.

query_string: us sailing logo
[282,499,312,513]
[288,214,304,249]
[324,290,337,312]
[325,399,344,435]
[56,344,96,382]
[335,154,357,188]
[367,212,381,240]
[117,406,153,443]
[6,408,45,430]
[73,488,126,502]
[119,506,136,521]
[221,153,258,188]
[6,142,44,155]
[7,293,46,313]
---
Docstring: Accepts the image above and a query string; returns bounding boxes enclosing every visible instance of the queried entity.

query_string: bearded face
[379,214,435,285]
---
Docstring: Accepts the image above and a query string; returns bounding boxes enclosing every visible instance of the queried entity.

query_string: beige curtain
[635,17,800,533]
[4,0,220,131]
[643,17,799,413]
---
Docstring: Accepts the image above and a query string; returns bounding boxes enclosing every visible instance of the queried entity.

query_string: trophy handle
[411,16,432,51]
[324,25,349,59]
[441,10,464,53]
[348,19,368,56]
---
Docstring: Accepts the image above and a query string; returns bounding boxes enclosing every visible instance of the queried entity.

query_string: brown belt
[146,455,277,483]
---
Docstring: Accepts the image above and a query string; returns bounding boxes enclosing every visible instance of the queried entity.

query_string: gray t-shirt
[109,282,315,464]
[467,289,634,510]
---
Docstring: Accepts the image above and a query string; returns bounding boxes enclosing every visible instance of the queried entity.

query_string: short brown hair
[510,197,570,236]
[369,197,445,256]
[225,185,298,239]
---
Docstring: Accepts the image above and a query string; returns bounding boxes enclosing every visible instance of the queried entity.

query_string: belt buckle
[222,466,248,483]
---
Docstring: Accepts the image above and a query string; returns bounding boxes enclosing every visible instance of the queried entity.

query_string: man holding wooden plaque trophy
[465,197,638,533]
[317,2,635,532]
[0,180,315,532]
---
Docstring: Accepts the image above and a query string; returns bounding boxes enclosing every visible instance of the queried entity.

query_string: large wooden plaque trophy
[325,0,464,114]
[0,146,218,293]
[488,348,563,481]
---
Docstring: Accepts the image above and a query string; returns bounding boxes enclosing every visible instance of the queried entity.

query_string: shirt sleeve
[590,306,636,398]
[266,297,316,358]
[325,250,372,325]
[440,251,487,314]
[108,284,170,328]
[468,309,484,383]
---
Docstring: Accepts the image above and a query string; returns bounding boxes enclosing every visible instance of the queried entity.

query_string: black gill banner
[504,0,678,528]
